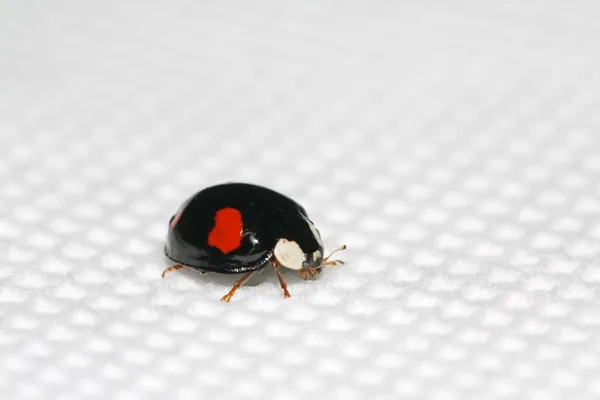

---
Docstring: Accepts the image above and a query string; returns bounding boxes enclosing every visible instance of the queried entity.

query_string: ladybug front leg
[322,260,345,267]
[300,269,309,280]
[300,267,319,280]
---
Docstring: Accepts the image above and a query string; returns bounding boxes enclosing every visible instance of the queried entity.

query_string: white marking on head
[305,218,323,247]
[313,249,322,262]
[274,239,305,270]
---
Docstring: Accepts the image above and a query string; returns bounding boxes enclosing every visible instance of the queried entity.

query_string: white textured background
[1,1,600,399]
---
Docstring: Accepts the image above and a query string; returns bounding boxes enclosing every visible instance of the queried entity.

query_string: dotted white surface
[2,1,600,399]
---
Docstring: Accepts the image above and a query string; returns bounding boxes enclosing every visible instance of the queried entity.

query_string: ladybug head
[273,239,347,275]
[272,217,325,272]
[273,238,323,271]
[272,217,346,274]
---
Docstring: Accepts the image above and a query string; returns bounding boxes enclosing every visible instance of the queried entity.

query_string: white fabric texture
[1,1,600,399]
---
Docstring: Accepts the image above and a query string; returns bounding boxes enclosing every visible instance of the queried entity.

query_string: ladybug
[163,182,346,302]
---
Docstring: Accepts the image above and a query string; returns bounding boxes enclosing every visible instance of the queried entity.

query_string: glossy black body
[165,183,324,274]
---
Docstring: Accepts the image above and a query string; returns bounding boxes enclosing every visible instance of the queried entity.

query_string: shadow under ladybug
[162,183,347,302]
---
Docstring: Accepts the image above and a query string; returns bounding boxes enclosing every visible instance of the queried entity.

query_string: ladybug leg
[322,260,345,267]
[220,270,257,303]
[300,267,320,280]
[161,264,185,278]
[272,263,291,298]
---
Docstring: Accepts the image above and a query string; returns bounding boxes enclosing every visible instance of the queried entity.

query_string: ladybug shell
[165,183,324,274]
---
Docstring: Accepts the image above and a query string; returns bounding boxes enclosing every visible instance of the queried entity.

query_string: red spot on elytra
[208,207,243,254]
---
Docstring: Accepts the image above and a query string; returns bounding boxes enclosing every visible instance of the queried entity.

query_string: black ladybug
[163,183,346,302]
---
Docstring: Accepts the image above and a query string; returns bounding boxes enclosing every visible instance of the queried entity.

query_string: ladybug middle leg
[272,261,291,298]
[220,270,257,302]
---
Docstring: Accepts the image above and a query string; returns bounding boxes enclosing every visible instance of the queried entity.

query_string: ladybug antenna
[322,245,347,267]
